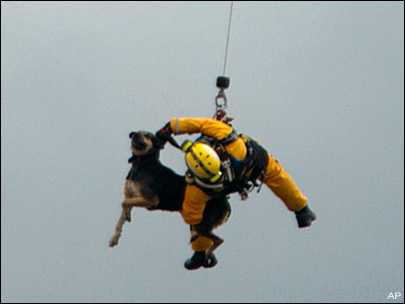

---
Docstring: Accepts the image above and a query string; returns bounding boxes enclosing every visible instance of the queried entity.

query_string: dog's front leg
[121,195,156,223]
[109,198,139,247]
[109,208,128,247]
[123,204,133,222]
[122,196,153,209]
[109,196,156,247]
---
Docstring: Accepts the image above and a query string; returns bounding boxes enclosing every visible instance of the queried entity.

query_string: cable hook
[215,88,228,110]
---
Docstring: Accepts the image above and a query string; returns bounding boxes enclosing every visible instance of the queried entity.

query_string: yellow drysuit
[169,117,308,251]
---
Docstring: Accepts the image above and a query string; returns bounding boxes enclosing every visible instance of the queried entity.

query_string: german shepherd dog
[109,131,230,262]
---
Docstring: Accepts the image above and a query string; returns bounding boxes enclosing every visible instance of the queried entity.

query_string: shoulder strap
[196,129,238,147]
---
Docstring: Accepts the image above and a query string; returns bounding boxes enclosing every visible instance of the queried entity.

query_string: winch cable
[214,1,235,122]
[222,1,234,76]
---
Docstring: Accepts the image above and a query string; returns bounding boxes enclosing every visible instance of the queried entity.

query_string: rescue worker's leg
[181,186,230,270]
[185,227,217,270]
[197,196,231,232]
[181,185,213,270]
[190,196,231,269]
[262,154,316,228]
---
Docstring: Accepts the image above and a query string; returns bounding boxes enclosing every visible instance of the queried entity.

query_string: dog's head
[129,131,157,156]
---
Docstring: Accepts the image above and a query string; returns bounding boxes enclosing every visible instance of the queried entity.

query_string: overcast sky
[1,1,404,303]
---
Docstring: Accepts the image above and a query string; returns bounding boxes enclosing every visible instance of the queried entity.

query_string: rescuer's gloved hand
[154,122,172,149]
[295,205,317,228]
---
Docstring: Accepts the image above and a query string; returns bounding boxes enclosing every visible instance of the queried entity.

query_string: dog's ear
[129,132,135,139]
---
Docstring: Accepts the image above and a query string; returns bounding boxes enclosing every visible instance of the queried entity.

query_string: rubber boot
[184,251,206,270]
[203,252,218,268]
[295,205,316,228]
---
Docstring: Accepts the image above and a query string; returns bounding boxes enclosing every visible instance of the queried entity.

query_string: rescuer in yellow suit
[155,117,316,270]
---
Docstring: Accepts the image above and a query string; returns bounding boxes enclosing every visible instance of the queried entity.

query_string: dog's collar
[128,150,160,165]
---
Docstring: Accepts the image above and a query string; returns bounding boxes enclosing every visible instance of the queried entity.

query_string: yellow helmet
[182,140,222,183]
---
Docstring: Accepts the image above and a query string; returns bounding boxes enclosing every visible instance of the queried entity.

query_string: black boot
[203,252,218,268]
[184,251,206,270]
[295,205,316,228]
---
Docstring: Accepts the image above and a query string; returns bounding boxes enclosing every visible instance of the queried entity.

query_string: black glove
[295,205,317,228]
[154,122,172,149]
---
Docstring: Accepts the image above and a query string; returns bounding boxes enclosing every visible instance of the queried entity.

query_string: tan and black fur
[109,131,230,254]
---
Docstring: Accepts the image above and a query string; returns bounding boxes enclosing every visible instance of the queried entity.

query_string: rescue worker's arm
[169,117,233,140]
[156,117,247,160]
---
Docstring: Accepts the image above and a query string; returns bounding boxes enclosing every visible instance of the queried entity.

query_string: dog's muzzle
[130,132,147,150]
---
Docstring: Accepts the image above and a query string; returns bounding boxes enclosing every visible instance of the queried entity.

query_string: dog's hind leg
[205,232,224,256]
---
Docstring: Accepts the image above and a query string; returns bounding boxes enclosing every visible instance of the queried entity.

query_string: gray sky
[1,1,404,303]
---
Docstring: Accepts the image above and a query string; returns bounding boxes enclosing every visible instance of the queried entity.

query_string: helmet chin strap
[194,177,224,191]
[185,171,224,191]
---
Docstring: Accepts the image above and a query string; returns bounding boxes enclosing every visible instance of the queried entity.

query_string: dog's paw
[109,234,120,247]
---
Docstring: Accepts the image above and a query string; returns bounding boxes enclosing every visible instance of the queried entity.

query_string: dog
[109,131,230,259]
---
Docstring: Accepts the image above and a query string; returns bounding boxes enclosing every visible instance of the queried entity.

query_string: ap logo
[387,291,402,300]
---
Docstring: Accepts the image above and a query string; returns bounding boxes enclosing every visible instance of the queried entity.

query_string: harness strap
[239,138,269,182]
[197,129,238,147]
[191,133,269,199]
[224,136,269,199]
[219,130,238,145]
[185,171,225,192]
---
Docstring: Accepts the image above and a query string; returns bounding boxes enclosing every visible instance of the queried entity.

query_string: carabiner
[215,89,228,109]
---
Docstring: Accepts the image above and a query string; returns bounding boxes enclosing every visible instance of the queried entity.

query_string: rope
[222,1,234,75]
[213,1,234,122]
